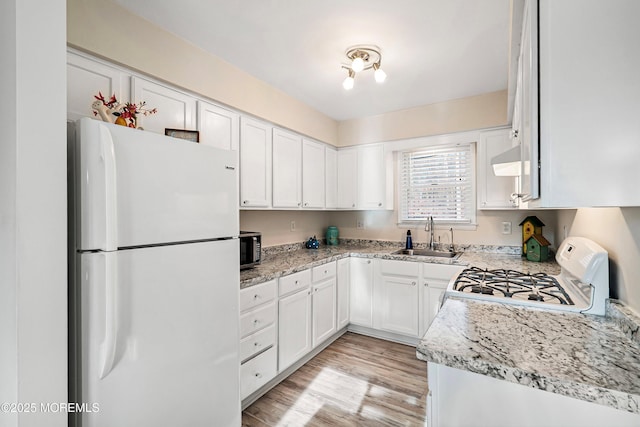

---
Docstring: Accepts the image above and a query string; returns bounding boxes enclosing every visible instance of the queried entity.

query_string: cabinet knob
[254,342,260,347]
[304,202,308,206]
[254,294,259,300]
[298,202,301,207]
[378,202,382,207]
[243,200,248,205]
[253,319,259,325]
[412,281,416,286]
[352,203,355,207]
[424,282,428,287]
[367,260,371,264]
[255,373,262,378]
[315,288,318,292]
[295,280,299,285]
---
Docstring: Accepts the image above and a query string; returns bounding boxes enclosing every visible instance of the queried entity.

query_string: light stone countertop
[240,240,560,289]
[417,297,640,414]
[241,240,640,414]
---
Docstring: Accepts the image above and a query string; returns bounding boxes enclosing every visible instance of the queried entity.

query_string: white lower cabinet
[240,347,277,401]
[239,280,277,400]
[311,268,337,348]
[419,264,464,337]
[374,260,420,337]
[349,257,374,327]
[278,270,312,372]
[278,264,338,371]
[336,258,350,329]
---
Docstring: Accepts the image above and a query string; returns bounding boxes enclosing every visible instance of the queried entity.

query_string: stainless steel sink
[391,249,459,258]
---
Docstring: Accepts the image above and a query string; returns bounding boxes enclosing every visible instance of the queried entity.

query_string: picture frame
[164,128,200,143]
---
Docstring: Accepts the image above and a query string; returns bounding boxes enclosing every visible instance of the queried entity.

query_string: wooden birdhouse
[525,234,550,262]
[519,216,545,256]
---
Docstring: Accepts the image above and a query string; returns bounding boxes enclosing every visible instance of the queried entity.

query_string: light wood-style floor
[242,332,428,426]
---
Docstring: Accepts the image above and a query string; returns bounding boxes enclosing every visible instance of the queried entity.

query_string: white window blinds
[399,143,475,223]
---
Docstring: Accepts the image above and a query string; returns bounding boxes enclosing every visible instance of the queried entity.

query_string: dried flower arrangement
[91,92,157,128]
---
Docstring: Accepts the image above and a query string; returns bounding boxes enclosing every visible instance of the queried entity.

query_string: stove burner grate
[453,267,574,305]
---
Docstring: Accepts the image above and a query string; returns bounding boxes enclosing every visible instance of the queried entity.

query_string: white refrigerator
[69,118,241,426]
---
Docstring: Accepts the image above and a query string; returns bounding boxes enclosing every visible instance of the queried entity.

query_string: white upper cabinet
[196,101,239,150]
[337,148,358,209]
[302,139,326,209]
[240,117,272,208]
[272,128,302,208]
[477,128,518,209]
[67,51,129,122]
[131,77,196,134]
[325,146,338,209]
[357,144,386,209]
[516,0,640,207]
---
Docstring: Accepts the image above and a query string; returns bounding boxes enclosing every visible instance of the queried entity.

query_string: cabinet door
[312,278,337,348]
[196,101,239,150]
[349,258,373,327]
[240,117,272,208]
[325,147,338,209]
[336,258,350,329]
[477,129,518,209]
[375,274,419,337]
[67,52,129,122]
[302,139,325,209]
[278,288,311,372]
[272,129,302,208]
[420,280,450,337]
[131,77,196,133]
[357,144,386,209]
[337,148,358,209]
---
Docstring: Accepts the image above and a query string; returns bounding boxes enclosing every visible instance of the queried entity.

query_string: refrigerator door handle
[99,252,118,379]
[99,125,118,251]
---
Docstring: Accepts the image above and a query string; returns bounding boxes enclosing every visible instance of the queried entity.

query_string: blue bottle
[405,230,413,249]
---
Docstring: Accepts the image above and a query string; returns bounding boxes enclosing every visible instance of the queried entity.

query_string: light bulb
[351,56,365,73]
[342,75,354,90]
[373,63,387,83]
[343,69,355,90]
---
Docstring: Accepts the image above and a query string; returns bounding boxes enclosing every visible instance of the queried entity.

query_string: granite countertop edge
[240,243,559,289]
[417,297,640,415]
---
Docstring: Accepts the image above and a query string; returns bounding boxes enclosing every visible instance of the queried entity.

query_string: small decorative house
[519,216,545,256]
[525,234,550,262]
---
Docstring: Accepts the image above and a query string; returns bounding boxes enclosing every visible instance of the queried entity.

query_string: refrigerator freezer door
[75,118,238,251]
[78,239,240,426]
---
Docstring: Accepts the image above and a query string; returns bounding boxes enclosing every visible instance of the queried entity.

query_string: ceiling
[113,0,510,121]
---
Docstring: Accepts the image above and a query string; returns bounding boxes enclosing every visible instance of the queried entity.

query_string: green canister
[326,226,339,245]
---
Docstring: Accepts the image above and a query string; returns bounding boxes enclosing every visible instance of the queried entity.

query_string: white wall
[66,0,339,146]
[556,208,640,314]
[240,211,332,247]
[329,209,558,248]
[338,90,508,146]
[0,0,68,426]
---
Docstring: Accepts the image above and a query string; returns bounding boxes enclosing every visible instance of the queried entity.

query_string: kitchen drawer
[380,259,420,277]
[240,346,277,400]
[240,301,276,338]
[423,263,464,281]
[278,269,311,296]
[240,324,276,363]
[240,279,277,313]
[312,262,336,283]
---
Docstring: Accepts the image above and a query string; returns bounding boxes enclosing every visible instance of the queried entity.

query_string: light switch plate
[356,220,364,229]
[502,221,512,234]
[290,220,296,232]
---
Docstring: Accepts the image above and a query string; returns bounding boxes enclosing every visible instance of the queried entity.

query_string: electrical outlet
[502,221,512,235]
[290,220,296,232]
[356,220,364,230]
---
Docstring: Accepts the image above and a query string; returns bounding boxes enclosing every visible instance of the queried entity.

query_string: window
[398,143,475,224]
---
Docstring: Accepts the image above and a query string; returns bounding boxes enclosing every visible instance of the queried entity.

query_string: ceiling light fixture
[342,45,386,90]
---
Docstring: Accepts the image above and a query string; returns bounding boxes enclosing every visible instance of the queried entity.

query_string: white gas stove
[446,236,609,315]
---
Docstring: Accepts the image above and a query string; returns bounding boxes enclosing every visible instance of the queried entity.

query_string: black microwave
[239,231,261,270]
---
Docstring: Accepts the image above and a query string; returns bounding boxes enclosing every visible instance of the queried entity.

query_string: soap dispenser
[405,230,413,250]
